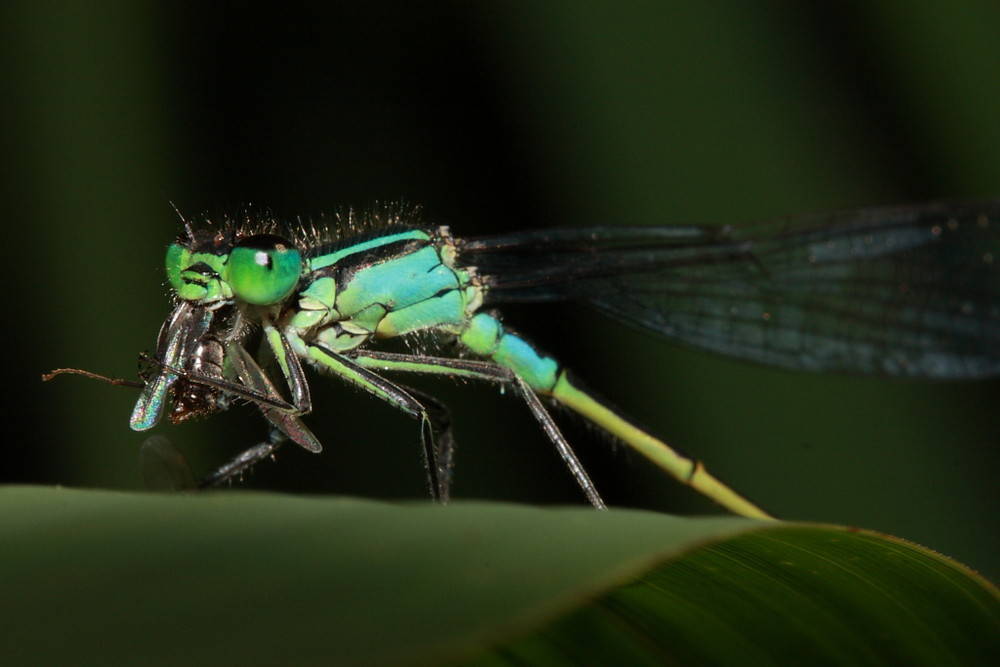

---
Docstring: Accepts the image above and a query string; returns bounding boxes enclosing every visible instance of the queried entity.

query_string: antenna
[168,200,195,241]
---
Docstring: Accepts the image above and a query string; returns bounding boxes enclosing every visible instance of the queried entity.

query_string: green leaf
[1,487,996,666]
[482,529,1000,665]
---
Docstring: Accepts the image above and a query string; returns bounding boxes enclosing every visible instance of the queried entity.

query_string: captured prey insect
[46,201,1000,516]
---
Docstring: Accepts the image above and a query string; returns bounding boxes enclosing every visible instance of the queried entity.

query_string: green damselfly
[47,201,1000,516]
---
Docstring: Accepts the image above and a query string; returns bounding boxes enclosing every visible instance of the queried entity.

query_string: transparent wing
[461,201,1000,379]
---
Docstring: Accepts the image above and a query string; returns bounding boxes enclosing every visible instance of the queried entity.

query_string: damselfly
[46,201,1000,516]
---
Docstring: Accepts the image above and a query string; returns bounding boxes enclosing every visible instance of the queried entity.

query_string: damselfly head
[166,212,304,309]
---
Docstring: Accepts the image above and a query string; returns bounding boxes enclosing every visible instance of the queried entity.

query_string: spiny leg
[349,350,607,509]
[513,376,606,510]
[299,343,468,502]
[260,320,312,414]
[398,385,455,502]
[199,428,287,489]
[227,341,321,452]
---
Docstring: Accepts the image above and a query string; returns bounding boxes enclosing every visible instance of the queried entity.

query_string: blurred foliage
[4,1,998,581]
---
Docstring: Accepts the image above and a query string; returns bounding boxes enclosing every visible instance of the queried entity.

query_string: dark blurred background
[4,2,997,579]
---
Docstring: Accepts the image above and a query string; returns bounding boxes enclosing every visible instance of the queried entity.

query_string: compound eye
[228,234,302,305]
